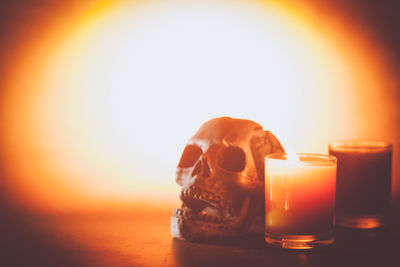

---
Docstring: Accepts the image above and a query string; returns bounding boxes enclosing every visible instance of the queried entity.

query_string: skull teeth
[173,208,233,224]
[176,186,237,225]
[199,211,230,224]
[173,208,183,217]
[180,187,229,211]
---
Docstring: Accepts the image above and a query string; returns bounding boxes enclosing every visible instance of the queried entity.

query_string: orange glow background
[0,0,399,214]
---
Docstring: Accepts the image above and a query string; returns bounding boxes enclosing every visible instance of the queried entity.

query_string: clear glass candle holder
[329,140,392,229]
[265,153,337,250]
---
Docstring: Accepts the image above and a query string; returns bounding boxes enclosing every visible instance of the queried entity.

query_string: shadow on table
[172,226,398,267]
[0,208,101,267]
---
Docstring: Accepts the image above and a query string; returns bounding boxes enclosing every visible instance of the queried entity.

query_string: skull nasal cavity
[220,146,246,172]
[191,158,211,178]
[202,159,210,178]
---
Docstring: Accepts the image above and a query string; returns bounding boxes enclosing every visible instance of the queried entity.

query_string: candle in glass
[329,140,392,229]
[265,153,337,249]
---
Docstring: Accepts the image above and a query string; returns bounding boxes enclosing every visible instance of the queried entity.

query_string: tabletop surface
[1,209,399,267]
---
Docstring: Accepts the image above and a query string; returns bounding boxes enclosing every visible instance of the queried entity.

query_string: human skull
[171,117,283,241]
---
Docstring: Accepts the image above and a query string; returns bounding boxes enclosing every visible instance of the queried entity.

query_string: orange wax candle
[264,153,337,249]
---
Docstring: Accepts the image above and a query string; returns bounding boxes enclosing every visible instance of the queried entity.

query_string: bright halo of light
[1,0,398,211]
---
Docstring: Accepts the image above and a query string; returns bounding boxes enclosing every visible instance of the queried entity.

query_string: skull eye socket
[220,146,246,172]
[178,145,202,168]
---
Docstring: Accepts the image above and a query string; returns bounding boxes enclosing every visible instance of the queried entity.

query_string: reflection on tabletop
[0,208,399,267]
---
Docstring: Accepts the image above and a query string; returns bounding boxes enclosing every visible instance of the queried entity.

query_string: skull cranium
[171,117,283,241]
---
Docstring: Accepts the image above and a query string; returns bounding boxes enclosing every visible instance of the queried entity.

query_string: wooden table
[1,209,399,267]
